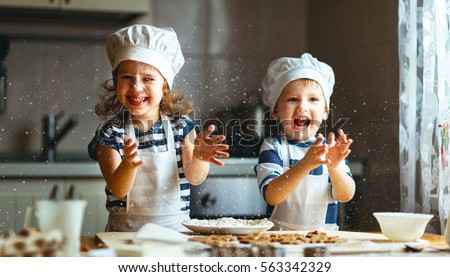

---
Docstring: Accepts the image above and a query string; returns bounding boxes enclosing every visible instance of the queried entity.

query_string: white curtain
[398,0,450,233]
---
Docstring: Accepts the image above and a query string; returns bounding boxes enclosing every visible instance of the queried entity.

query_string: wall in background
[0,0,401,231]
[0,0,308,161]
[309,0,400,231]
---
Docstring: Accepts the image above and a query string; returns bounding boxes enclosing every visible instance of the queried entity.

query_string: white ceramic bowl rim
[373,212,433,219]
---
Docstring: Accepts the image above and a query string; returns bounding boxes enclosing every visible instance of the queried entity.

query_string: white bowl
[373,212,433,242]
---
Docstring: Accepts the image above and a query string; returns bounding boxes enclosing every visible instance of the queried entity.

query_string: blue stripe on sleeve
[259,173,279,190]
[258,149,282,166]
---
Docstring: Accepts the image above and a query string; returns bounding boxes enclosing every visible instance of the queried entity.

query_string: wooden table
[80,236,103,252]
[420,233,449,248]
[80,232,450,257]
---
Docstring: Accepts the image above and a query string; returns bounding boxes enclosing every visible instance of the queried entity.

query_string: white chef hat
[106,24,185,88]
[262,53,335,114]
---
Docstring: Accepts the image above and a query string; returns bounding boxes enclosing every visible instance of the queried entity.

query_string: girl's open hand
[326,129,353,170]
[193,125,229,166]
[122,135,144,167]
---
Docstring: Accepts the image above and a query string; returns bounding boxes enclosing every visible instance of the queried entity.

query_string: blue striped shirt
[88,113,197,213]
[255,136,352,223]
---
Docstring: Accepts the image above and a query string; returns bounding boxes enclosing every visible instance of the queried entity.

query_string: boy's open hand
[193,125,229,166]
[301,133,329,170]
[326,129,353,170]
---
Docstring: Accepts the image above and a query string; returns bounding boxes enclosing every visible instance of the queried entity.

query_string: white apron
[270,136,331,230]
[106,113,189,232]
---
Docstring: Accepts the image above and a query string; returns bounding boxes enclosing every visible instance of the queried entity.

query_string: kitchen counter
[0,162,103,178]
[0,158,259,178]
[0,158,365,178]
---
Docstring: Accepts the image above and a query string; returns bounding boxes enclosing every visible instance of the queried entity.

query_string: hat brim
[271,68,330,113]
[112,46,175,88]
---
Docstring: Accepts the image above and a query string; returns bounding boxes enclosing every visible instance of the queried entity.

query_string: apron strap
[280,135,290,169]
[125,112,137,143]
[161,113,175,150]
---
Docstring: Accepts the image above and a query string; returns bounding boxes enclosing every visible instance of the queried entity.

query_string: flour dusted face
[116,60,165,124]
[273,79,328,142]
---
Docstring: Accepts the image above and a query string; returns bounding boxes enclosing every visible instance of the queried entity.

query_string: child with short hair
[255,53,355,230]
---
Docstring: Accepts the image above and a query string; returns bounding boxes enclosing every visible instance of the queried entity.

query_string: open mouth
[294,117,311,127]
[128,96,148,105]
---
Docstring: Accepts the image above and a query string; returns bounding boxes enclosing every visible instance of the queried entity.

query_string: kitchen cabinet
[0,177,107,236]
[0,178,54,233]
[60,0,150,13]
[0,0,150,23]
[0,0,58,9]
[0,0,150,13]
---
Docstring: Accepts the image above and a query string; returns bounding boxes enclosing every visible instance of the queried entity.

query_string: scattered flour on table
[184,217,272,227]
